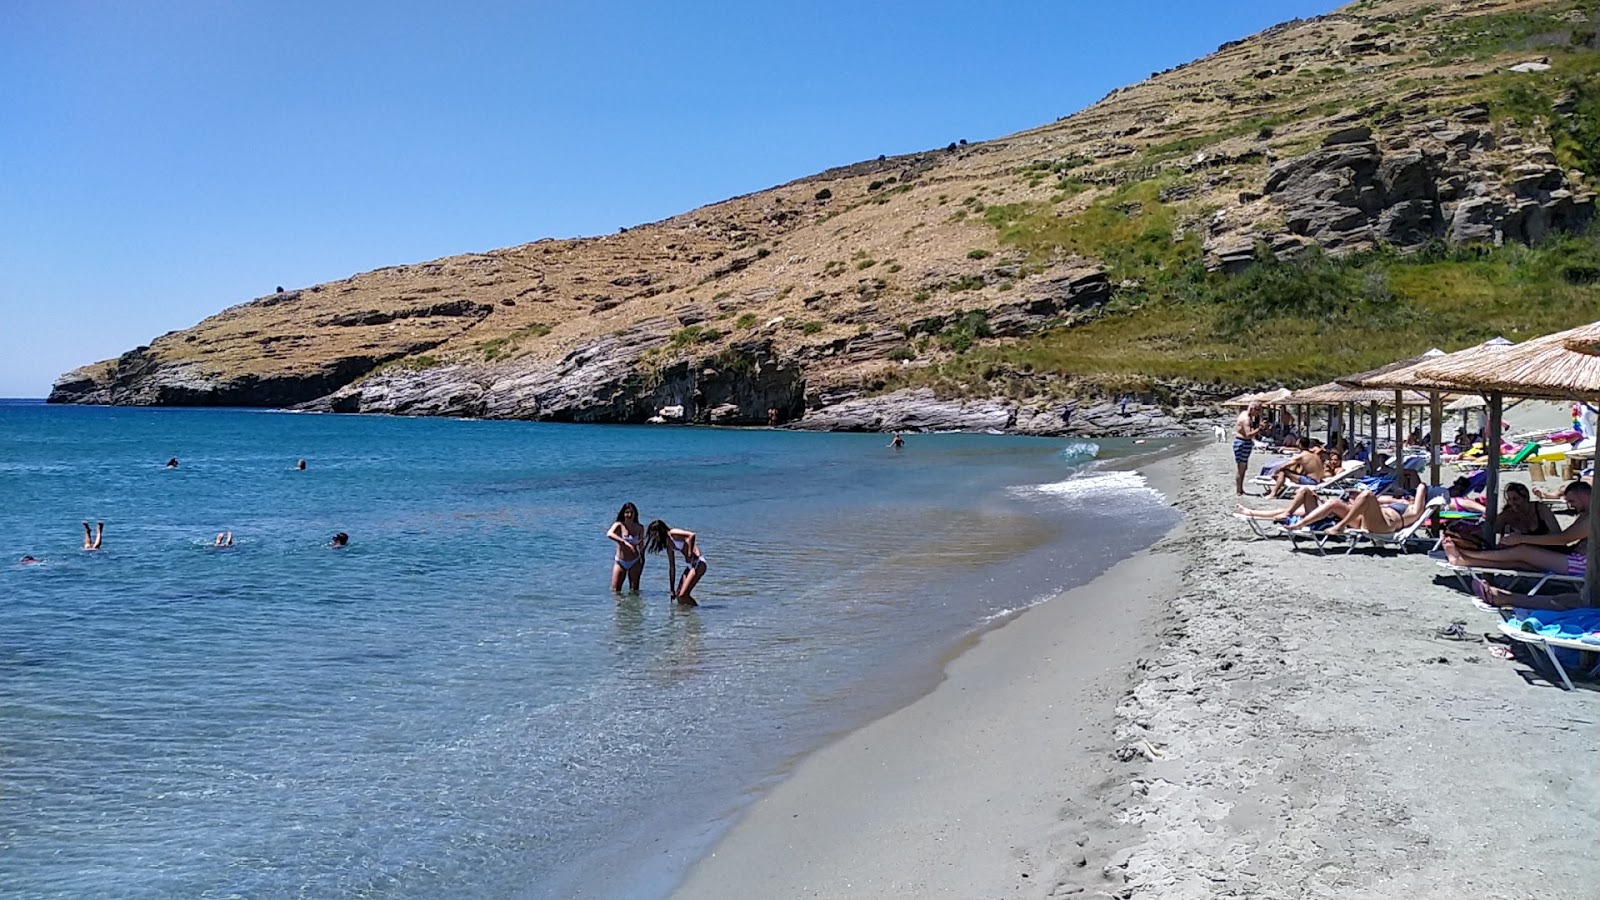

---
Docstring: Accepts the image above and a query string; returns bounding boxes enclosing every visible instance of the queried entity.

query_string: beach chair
[1339,496,1447,555]
[1313,461,1367,496]
[1435,561,1585,596]
[1253,460,1363,497]
[1457,442,1541,472]
[1495,623,1600,691]
[1232,513,1287,539]
[1291,496,1443,556]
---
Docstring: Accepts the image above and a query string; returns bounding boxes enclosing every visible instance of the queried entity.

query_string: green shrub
[669,325,722,348]
[967,249,992,260]
[735,312,759,329]
[815,188,833,201]
[801,321,824,335]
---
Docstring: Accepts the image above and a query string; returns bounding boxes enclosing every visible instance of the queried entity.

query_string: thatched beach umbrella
[1403,322,1600,602]
[1345,340,1514,529]
[1339,349,1449,483]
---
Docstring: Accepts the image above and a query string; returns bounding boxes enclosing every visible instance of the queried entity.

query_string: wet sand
[673,441,1599,899]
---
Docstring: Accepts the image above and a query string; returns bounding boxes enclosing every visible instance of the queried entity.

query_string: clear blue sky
[0,0,1341,397]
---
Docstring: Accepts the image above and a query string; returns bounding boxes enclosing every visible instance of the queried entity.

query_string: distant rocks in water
[792,388,1198,438]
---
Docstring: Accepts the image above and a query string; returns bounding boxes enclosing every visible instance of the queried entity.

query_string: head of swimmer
[644,519,672,553]
[331,532,349,547]
[616,502,639,524]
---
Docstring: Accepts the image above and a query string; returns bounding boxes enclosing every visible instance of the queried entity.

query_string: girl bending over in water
[645,519,706,606]
[607,502,645,592]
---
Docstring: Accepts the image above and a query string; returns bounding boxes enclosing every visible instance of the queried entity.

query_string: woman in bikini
[1320,483,1434,536]
[607,502,646,593]
[645,519,706,606]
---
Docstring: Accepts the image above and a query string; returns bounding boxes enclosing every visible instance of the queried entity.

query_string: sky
[0,0,1344,397]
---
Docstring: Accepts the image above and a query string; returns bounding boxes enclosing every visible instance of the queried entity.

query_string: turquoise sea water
[0,401,1177,899]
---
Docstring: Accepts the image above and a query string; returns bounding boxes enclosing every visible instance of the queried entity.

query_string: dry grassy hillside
[52,0,1600,430]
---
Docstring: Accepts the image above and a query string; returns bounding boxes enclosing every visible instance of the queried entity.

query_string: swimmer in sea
[330,532,349,548]
[82,521,103,551]
[19,555,41,565]
[296,459,307,471]
[607,502,646,593]
[165,457,179,468]
[214,531,234,547]
[888,432,905,449]
[645,519,706,606]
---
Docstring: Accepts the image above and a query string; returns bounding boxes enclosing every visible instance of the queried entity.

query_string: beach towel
[1507,608,1600,645]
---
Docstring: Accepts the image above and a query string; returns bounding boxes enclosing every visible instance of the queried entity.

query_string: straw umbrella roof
[1340,340,1508,392]
[1404,322,1600,402]
[1221,387,1293,407]
[1443,393,1488,412]
[1286,381,1433,405]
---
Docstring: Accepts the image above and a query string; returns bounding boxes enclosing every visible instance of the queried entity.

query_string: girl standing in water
[607,503,646,592]
[645,519,706,606]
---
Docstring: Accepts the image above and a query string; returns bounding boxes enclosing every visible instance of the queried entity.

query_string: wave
[1010,468,1166,505]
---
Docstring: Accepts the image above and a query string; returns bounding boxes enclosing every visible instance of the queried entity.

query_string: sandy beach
[674,440,1598,899]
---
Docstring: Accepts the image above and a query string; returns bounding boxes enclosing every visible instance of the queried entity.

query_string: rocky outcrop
[47,345,431,407]
[1237,122,1594,260]
[304,324,806,426]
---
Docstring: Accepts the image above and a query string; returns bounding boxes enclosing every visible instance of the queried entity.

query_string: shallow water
[0,402,1176,899]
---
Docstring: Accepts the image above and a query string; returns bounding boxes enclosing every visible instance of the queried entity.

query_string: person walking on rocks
[1233,401,1266,496]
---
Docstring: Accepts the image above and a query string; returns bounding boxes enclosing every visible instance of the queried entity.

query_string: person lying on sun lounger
[1443,481,1590,575]
[1235,485,1352,526]
[1312,482,1437,536]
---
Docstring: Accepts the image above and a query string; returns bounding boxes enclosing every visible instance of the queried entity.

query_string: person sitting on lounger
[1268,438,1328,497]
[1497,482,1560,538]
[1443,481,1590,575]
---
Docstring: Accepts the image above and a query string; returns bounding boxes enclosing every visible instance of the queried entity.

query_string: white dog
[1212,424,1227,442]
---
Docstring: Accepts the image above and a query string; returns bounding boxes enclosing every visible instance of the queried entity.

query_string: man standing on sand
[1233,401,1266,496]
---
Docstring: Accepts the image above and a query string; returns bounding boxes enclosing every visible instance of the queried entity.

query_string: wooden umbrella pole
[1394,390,1403,456]
[1484,392,1502,549]
[1429,391,1442,487]
[1588,474,1599,605]
[1369,401,1378,455]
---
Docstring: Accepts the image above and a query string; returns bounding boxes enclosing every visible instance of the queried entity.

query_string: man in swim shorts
[1233,401,1265,496]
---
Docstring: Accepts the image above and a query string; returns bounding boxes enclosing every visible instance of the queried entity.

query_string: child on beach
[645,519,706,606]
[607,502,645,593]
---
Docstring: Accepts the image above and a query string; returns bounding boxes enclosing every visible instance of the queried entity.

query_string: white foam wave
[1010,469,1166,504]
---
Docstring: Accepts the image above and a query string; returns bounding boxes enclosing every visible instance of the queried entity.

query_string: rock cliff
[50,0,1600,434]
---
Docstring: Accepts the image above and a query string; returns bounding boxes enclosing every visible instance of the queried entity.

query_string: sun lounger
[1251,460,1364,496]
[1495,623,1600,691]
[1232,513,1288,539]
[1313,461,1367,495]
[1339,496,1448,555]
[1456,442,1541,471]
[1289,496,1445,556]
[1435,561,1585,595]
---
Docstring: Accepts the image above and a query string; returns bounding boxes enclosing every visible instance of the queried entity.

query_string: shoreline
[668,446,1193,898]
[671,440,1599,899]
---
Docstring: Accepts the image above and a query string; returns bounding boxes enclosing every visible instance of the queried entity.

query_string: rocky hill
[51,0,1600,435]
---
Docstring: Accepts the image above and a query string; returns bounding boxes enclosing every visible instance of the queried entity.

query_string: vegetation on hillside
[884,225,1600,398]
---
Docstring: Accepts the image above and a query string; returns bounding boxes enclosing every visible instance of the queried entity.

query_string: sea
[0,400,1180,899]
